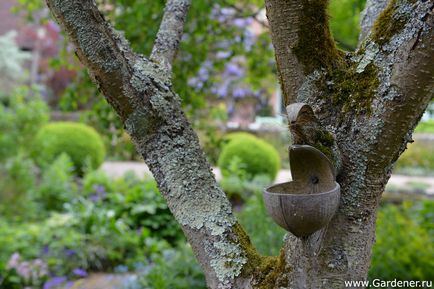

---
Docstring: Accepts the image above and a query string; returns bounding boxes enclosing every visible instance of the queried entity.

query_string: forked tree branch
[358,0,388,45]
[150,0,191,74]
[45,1,266,288]
[264,0,342,106]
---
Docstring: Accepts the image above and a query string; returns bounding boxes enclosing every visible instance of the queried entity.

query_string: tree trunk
[45,0,434,288]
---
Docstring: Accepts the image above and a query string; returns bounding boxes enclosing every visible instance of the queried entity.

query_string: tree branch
[362,1,434,177]
[150,0,191,74]
[265,0,342,106]
[45,1,268,288]
[358,0,388,45]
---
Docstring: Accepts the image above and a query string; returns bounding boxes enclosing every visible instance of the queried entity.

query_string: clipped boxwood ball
[218,135,280,180]
[33,122,106,174]
[223,132,257,144]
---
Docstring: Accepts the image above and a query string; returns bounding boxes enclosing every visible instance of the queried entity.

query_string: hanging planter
[263,145,340,238]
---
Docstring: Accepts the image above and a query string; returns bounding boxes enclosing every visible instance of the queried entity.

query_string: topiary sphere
[218,135,280,180]
[33,122,106,174]
[222,132,257,144]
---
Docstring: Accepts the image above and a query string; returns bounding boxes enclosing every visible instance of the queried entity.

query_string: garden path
[101,162,434,195]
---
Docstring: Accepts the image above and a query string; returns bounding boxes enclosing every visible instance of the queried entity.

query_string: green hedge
[32,122,105,174]
[218,134,280,180]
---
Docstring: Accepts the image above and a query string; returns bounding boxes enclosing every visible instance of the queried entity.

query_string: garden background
[0,0,433,288]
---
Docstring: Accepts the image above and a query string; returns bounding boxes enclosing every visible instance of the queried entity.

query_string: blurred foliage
[0,154,38,218]
[415,119,434,133]
[0,169,181,286]
[369,201,434,282]
[395,141,434,175]
[237,189,286,256]
[218,133,281,180]
[0,88,49,161]
[0,32,31,99]
[221,170,271,203]
[12,0,369,163]
[32,122,106,175]
[35,153,78,212]
[329,0,365,50]
[135,244,207,289]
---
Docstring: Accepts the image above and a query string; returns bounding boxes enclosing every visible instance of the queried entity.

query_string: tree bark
[45,0,434,288]
[265,0,434,288]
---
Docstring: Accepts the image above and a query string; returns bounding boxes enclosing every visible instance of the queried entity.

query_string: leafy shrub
[220,163,272,202]
[222,132,257,145]
[395,141,434,173]
[80,171,182,243]
[0,91,49,161]
[237,190,286,256]
[35,153,78,211]
[0,154,37,218]
[369,201,434,281]
[218,134,280,180]
[32,122,106,174]
[82,98,140,161]
[136,244,206,289]
[0,253,48,289]
[0,181,176,280]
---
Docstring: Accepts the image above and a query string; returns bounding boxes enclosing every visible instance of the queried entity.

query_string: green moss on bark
[293,0,344,74]
[371,0,414,45]
[319,60,380,114]
[233,224,289,288]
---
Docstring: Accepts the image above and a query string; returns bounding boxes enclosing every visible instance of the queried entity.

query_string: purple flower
[47,20,61,33]
[6,253,20,269]
[233,18,247,28]
[64,249,76,257]
[41,245,50,255]
[215,83,229,98]
[198,67,209,82]
[225,63,244,77]
[90,184,107,202]
[188,77,199,87]
[73,268,88,278]
[216,51,231,59]
[233,87,251,99]
[93,184,106,195]
[243,30,256,52]
[16,262,31,280]
[43,277,67,289]
[227,103,235,114]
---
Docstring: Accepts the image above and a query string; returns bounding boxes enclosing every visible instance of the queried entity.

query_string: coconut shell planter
[263,145,340,238]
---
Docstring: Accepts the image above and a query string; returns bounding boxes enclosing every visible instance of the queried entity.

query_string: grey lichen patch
[209,240,248,285]
[354,43,379,73]
[51,0,122,73]
[171,184,236,236]
[296,70,322,102]
[157,142,236,235]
